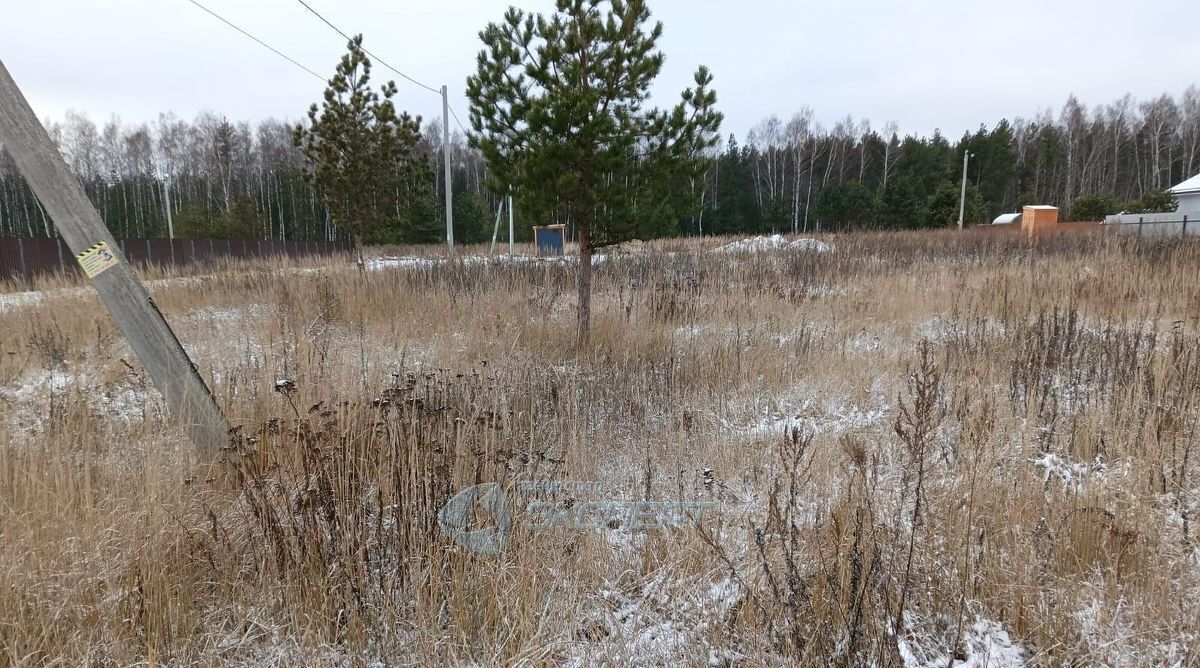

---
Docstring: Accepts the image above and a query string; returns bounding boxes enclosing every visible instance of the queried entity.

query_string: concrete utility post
[507,189,515,256]
[489,198,504,256]
[0,59,231,455]
[442,85,455,255]
[163,177,175,240]
[958,151,975,230]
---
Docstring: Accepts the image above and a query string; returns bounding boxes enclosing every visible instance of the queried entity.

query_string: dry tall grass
[1,230,1198,666]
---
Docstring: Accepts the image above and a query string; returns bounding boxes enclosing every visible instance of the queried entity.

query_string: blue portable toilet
[533,224,566,256]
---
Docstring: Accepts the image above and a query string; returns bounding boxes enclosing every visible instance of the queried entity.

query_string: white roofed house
[1169,173,1200,217]
[1102,174,1200,236]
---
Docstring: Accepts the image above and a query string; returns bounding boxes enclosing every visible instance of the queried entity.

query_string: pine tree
[466,0,722,345]
[926,181,983,227]
[1070,194,1118,221]
[294,35,428,265]
[813,181,874,230]
[1126,189,1178,214]
[875,177,923,229]
[708,136,762,235]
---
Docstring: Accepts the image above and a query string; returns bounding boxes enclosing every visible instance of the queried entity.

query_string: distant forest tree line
[0,89,1196,241]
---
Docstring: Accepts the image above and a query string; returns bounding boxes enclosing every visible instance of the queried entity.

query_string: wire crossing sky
[293,0,442,96]
[184,0,325,83]
[3,0,1199,139]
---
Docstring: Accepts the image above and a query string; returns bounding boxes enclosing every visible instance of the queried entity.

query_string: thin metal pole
[489,198,504,256]
[442,85,455,255]
[164,177,175,240]
[958,151,971,230]
[508,190,515,256]
[16,236,27,285]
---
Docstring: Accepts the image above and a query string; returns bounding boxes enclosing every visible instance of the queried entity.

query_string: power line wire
[184,0,325,82]
[291,0,472,138]
[293,0,441,96]
[448,105,470,136]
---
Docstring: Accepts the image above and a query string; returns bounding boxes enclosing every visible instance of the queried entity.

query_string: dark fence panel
[122,239,153,266]
[146,239,176,267]
[0,237,27,283]
[190,239,214,265]
[0,237,69,283]
[23,238,65,278]
[226,239,250,261]
[0,236,352,285]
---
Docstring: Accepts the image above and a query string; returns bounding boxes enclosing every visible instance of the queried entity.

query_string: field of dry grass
[1,230,1198,667]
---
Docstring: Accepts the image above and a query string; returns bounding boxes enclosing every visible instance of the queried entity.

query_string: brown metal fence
[0,236,351,284]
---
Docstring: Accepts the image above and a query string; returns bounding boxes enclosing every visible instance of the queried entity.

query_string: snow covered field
[1,231,1198,666]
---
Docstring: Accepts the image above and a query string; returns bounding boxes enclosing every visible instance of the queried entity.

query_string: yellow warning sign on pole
[76,241,119,278]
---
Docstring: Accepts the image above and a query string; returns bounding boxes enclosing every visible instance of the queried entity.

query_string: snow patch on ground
[1032,452,1106,492]
[1071,587,1195,667]
[0,267,317,314]
[917,315,1008,345]
[0,369,74,432]
[184,303,276,327]
[96,382,160,425]
[564,573,744,667]
[804,283,846,297]
[0,369,66,431]
[5,368,73,399]
[715,234,833,254]
[0,367,163,434]
[674,324,705,341]
[789,237,834,253]
[847,326,900,354]
[0,289,45,313]
[735,398,890,438]
[715,234,788,253]
[899,612,1027,668]
[364,253,608,272]
[364,256,439,271]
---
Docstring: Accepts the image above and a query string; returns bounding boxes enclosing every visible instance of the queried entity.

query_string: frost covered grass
[1,230,1199,666]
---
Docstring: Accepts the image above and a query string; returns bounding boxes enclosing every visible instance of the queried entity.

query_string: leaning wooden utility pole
[0,59,232,455]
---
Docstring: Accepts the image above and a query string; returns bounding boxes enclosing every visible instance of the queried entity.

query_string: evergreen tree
[925,181,983,227]
[897,133,954,204]
[172,202,215,239]
[1071,194,1118,221]
[294,35,429,265]
[466,0,722,345]
[214,199,265,239]
[452,174,490,245]
[1126,189,1178,213]
[813,181,874,230]
[875,176,923,229]
[708,136,762,235]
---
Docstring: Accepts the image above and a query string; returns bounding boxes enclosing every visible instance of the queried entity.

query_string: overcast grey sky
[3,0,1198,140]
